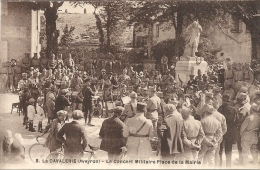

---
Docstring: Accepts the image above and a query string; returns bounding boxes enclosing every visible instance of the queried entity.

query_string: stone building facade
[0,1,41,69]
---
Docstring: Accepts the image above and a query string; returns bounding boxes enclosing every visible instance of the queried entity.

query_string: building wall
[1,2,40,64]
[209,22,251,63]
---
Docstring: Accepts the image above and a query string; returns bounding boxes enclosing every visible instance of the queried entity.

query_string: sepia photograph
[0,0,260,169]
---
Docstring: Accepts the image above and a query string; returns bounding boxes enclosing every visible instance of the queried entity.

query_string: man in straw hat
[217,94,237,168]
[57,110,88,159]
[198,104,222,167]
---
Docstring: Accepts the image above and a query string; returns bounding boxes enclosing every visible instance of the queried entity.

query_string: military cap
[205,92,213,99]
[37,97,44,103]
[255,90,260,95]
[149,86,156,92]
[240,87,248,93]
[137,102,147,112]
[113,106,125,114]
[156,91,163,98]
[49,93,55,99]
[57,110,68,117]
[72,110,83,119]
[28,98,35,104]
[213,87,221,92]
[165,104,176,113]
[130,91,137,98]
[250,103,260,112]
[60,88,68,94]
[222,94,231,102]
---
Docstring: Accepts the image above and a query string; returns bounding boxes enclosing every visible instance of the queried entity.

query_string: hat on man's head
[156,91,163,98]
[113,106,125,115]
[250,103,260,112]
[130,91,137,98]
[22,73,27,76]
[240,87,248,93]
[149,86,156,92]
[237,92,247,101]
[60,89,68,94]
[222,94,231,102]
[137,102,147,113]
[37,97,44,103]
[101,69,106,72]
[28,98,35,104]
[72,110,83,120]
[57,110,68,117]
[205,92,213,99]
[165,104,176,113]
[202,104,214,114]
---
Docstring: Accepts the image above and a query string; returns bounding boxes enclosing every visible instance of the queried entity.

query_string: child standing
[36,97,45,132]
[46,93,55,124]
[27,98,36,132]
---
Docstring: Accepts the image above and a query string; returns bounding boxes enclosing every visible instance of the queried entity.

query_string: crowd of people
[1,50,260,168]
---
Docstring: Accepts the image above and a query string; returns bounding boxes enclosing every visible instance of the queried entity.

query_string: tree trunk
[147,23,154,59]
[94,10,104,51]
[44,3,61,59]
[175,3,184,59]
[106,7,111,54]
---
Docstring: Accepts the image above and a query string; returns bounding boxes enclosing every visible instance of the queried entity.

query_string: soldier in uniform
[13,60,22,91]
[198,104,222,167]
[224,63,234,87]
[21,53,31,74]
[40,52,49,71]
[222,84,236,102]
[20,86,31,128]
[28,70,40,102]
[70,72,83,90]
[181,107,205,161]
[118,68,130,86]
[243,63,254,84]
[161,55,168,75]
[18,73,29,91]
[218,95,237,168]
[125,102,153,160]
[213,87,222,109]
[234,93,250,165]
[146,87,161,137]
[240,103,260,166]
[64,53,75,70]
[31,53,41,71]
[123,91,137,121]
[234,63,244,83]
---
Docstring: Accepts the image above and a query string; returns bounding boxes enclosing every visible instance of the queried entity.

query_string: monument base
[143,59,156,72]
[175,57,208,83]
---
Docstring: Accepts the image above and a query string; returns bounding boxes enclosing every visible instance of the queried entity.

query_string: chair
[11,102,22,116]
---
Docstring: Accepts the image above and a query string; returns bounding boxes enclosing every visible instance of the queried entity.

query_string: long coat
[45,118,63,151]
[161,114,184,156]
[99,116,126,154]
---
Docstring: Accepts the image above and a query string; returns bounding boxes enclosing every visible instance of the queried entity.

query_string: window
[231,16,242,33]
[156,24,159,37]
[136,36,147,47]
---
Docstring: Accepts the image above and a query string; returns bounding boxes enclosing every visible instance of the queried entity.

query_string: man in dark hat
[99,106,127,161]
[82,78,97,126]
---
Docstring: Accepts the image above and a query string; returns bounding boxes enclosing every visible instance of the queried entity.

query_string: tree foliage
[59,24,75,47]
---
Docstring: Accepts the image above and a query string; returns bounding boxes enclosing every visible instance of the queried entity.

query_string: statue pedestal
[143,59,156,72]
[175,57,208,83]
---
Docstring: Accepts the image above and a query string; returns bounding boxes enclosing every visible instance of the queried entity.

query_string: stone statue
[183,20,203,58]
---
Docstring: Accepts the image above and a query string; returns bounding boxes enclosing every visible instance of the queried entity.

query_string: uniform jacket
[57,121,88,155]
[212,110,227,136]
[218,103,237,140]
[146,95,161,120]
[161,114,184,155]
[125,113,153,158]
[46,99,55,118]
[182,115,205,149]
[200,114,222,146]
[124,101,137,118]
[240,112,260,143]
[99,116,127,154]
